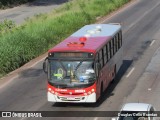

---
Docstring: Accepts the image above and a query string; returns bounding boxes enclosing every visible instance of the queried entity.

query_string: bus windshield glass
[49,60,96,87]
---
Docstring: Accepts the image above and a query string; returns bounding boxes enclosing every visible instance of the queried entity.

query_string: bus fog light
[91,89,94,92]
[84,93,87,96]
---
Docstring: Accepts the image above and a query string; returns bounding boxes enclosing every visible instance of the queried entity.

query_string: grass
[0,0,131,77]
[0,19,16,33]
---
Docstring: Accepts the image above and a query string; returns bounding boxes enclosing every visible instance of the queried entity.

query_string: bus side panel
[96,63,111,100]
[96,46,123,100]
[108,46,123,82]
[96,78,101,100]
[101,64,111,92]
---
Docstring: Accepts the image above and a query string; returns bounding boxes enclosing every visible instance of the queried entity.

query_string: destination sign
[49,52,94,58]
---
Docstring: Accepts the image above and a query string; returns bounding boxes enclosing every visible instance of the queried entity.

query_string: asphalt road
[1,0,160,120]
[0,0,69,24]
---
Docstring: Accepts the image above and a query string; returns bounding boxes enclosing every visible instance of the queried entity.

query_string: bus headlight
[51,91,54,94]
[91,89,94,92]
[48,88,51,91]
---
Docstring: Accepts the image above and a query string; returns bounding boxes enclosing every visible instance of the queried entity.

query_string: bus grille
[59,92,83,95]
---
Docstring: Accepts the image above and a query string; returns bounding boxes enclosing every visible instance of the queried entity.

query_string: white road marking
[150,40,155,46]
[94,117,98,120]
[126,68,135,78]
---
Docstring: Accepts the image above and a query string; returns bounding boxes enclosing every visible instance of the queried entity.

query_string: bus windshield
[49,60,96,87]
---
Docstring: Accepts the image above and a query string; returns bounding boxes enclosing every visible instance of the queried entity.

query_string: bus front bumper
[48,92,96,103]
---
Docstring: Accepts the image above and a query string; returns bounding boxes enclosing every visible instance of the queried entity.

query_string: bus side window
[114,37,117,53]
[119,31,122,47]
[107,43,110,61]
[95,54,99,77]
[98,53,100,64]
[103,46,107,64]
[112,39,114,56]
[118,32,121,49]
[109,41,113,58]
[111,37,115,55]
[115,35,118,52]
[98,52,100,67]
[116,34,119,51]
[99,50,103,68]
[106,45,108,62]
[102,49,105,66]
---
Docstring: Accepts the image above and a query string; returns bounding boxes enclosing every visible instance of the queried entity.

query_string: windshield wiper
[75,60,83,71]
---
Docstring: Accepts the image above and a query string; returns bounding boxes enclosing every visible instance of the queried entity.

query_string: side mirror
[43,57,48,73]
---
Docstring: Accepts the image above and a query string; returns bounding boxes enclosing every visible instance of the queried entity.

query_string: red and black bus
[43,24,123,103]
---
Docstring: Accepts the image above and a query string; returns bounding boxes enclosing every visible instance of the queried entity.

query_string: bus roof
[49,24,121,53]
